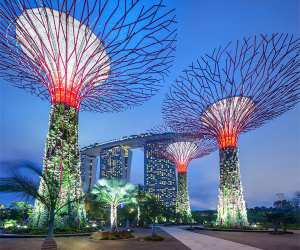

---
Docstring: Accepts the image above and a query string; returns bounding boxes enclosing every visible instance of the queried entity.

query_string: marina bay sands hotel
[80,132,182,208]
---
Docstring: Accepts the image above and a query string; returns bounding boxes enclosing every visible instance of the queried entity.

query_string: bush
[5,227,31,234]
[200,225,268,232]
[285,224,300,230]
[3,226,97,235]
[144,235,164,241]
[3,219,17,228]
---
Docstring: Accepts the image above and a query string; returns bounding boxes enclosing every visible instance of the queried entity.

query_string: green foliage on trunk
[176,172,192,223]
[31,104,86,229]
[217,147,248,227]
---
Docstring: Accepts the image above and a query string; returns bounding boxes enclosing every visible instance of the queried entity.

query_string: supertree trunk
[216,147,248,227]
[176,171,192,223]
[31,104,86,228]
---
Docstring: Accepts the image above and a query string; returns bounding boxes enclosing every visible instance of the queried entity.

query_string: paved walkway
[160,226,262,250]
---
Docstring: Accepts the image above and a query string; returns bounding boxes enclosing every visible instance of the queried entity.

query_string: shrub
[3,219,17,228]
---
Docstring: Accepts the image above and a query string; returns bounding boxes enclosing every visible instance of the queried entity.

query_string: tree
[266,212,285,233]
[282,213,297,232]
[8,201,32,225]
[135,185,147,227]
[142,194,163,237]
[119,202,138,228]
[0,163,84,250]
[273,200,293,209]
[291,191,300,208]
[0,205,10,227]
[247,207,268,225]
[91,179,136,232]
[192,210,217,225]
[85,194,108,227]
[162,205,176,224]
[266,211,297,233]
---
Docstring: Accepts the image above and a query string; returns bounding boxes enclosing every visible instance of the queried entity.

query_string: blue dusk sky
[0,0,299,209]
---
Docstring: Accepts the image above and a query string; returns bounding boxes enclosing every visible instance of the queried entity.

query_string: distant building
[144,143,177,208]
[99,145,132,181]
[81,154,99,193]
[81,132,188,210]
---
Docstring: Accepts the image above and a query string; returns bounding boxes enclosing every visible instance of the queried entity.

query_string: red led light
[218,131,238,149]
[176,163,187,173]
[50,87,81,109]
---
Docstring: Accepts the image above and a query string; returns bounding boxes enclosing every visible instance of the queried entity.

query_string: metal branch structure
[159,136,216,223]
[162,33,300,227]
[0,0,176,228]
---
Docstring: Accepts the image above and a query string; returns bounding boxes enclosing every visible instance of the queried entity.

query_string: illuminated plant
[0,164,84,250]
[0,0,176,227]
[91,179,136,232]
[162,34,300,227]
[161,139,216,223]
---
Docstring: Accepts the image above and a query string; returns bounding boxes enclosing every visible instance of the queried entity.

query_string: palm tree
[91,179,136,232]
[0,163,84,250]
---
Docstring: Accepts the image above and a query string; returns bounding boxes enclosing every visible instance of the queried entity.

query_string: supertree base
[216,147,248,227]
[176,172,193,223]
[31,103,86,228]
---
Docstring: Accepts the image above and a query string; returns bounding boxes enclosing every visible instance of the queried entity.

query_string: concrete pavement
[161,226,262,250]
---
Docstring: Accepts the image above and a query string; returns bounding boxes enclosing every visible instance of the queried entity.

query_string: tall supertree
[0,0,176,228]
[162,34,300,227]
[149,123,217,223]
[163,140,215,223]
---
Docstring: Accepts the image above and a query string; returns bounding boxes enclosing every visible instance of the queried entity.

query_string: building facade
[81,154,99,193]
[99,145,132,181]
[144,143,177,208]
[81,133,183,210]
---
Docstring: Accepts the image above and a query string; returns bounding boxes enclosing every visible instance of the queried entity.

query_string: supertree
[0,0,176,228]
[164,141,215,222]
[150,123,216,223]
[162,34,300,227]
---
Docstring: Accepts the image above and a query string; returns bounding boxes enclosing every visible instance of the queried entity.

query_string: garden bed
[90,231,134,240]
[0,232,95,238]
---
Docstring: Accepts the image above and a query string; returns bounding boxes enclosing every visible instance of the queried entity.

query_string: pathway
[160,226,262,250]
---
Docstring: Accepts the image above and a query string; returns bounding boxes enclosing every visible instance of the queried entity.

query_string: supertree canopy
[160,139,216,223]
[162,33,300,227]
[0,0,176,228]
